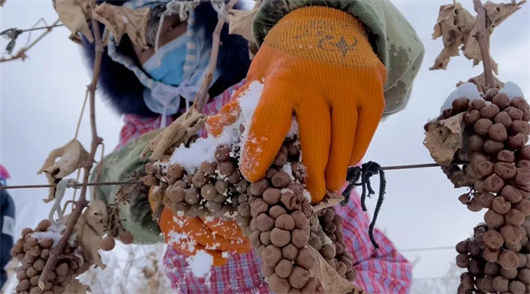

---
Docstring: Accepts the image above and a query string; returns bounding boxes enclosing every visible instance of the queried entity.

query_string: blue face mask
[142,33,188,86]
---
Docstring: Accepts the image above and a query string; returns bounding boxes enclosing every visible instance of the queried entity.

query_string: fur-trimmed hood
[81,1,251,117]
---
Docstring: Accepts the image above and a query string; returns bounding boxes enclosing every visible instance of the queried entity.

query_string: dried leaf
[463,0,525,73]
[141,107,206,160]
[457,72,505,93]
[308,247,365,294]
[227,0,261,43]
[54,0,93,43]
[63,278,91,294]
[73,199,108,269]
[92,3,149,49]
[423,112,466,166]
[430,2,475,70]
[69,32,83,45]
[312,191,344,212]
[38,139,89,202]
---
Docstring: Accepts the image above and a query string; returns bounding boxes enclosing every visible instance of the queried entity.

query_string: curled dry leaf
[307,247,363,294]
[72,199,109,269]
[141,107,206,161]
[92,3,149,48]
[463,0,526,72]
[227,0,262,43]
[430,2,475,70]
[312,191,344,212]
[424,112,466,166]
[54,0,93,43]
[38,139,89,202]
[457,72,505,93]
[63,278,92,294]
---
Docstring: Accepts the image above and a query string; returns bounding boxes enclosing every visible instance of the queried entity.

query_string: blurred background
[1,0,528,292]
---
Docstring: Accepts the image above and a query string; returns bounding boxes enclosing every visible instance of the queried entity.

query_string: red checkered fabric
[116,81,412,293]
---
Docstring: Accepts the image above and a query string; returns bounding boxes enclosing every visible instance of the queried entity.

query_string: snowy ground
[1,0,529,293]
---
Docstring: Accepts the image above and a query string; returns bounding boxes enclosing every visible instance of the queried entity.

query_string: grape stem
[472,0,495,90]
[38,0,104,289]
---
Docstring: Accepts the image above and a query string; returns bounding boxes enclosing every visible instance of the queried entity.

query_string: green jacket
[93,0,425,244]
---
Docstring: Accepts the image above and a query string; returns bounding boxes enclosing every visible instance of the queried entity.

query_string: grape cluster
[432,89,530,293]
[146,125,362,292]
[143,145,248,222]
[241,139,325,293]
[10,220,82,294]
[311,207,357,281]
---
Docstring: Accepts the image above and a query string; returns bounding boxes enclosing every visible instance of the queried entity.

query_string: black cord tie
[341,161,387,249]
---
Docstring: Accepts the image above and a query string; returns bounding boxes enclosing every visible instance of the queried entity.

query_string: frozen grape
[263,188,281,205]
[467,134,484,151]
[270,229,291,247]
[261,245,282,267]
[495,111,513,128]
[320,244,336,259]
[295,247,315,270]
[498,150,515,162]
[509,280,526,294]
[269,205,287,219]
[288,266,310,289]
[493,93,510,109]
[481,104,500,119]
[489,123,508,141]
[268,273,291,293]
[271,171,291,188]
[484,230,504,249]
[275,259,294,278]
[484,139,504,154]
[99,235,115,251]
[475,118,493,136]
[511,97,528,110]
[499,250,519,270]
[505,209,525,226]
[275,215,295,230]
[508,133,527,150]
[452,97,469,112]
[465,110,482,125]
[492,197,511,214]
[256,213,275,232]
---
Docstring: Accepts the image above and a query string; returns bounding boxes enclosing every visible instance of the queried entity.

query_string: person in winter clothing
[84,0,424,292]
[0,164,15,289]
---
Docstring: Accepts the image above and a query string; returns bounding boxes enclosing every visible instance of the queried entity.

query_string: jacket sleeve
[252,0,425,117]
[90,129,164,244]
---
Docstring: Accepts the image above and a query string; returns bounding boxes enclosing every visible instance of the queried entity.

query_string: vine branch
[39,1,104,288]
[0,19,61,63]
[192,0,239,112]
[472,0,495,90]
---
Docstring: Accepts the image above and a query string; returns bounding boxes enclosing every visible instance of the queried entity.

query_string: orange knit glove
[207,7,387,203]
[149,188,251,266]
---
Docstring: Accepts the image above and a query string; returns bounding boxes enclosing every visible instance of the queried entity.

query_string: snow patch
[303,189,312,201]
[440,82,481,114]
[168,231,196,253]
[281,163,295,181]
[170,81,264,173]
[186,250,213,279]
[287,119,299,138]
[32,224,65,248]
[499,81,525,99]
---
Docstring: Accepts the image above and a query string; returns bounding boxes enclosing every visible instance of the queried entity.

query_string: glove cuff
[263,6,380,68]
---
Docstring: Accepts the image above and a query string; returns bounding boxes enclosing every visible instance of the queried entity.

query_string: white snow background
[1,0,529,292]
